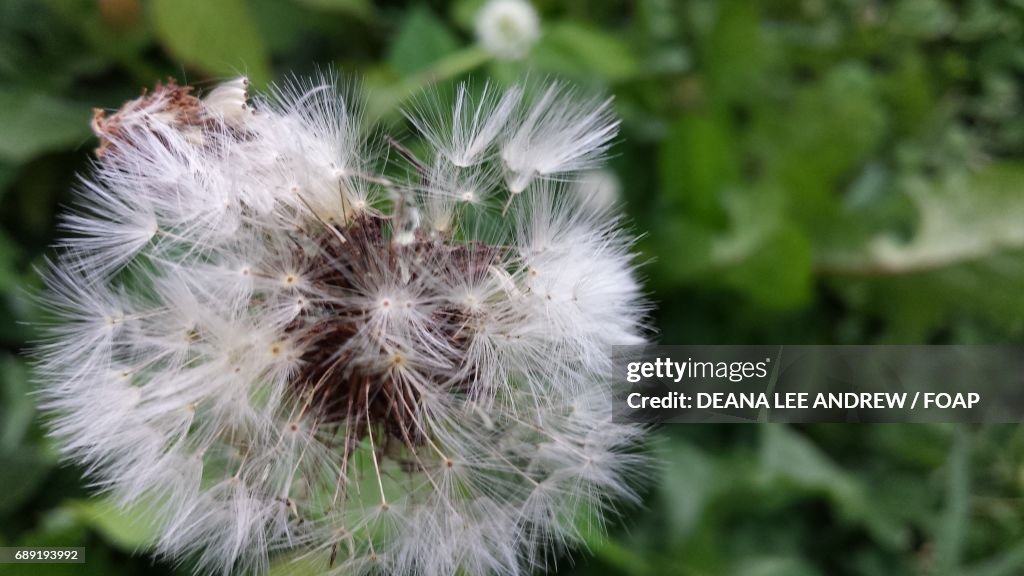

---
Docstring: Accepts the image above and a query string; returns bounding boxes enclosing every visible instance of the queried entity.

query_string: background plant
[2,1,1024,575]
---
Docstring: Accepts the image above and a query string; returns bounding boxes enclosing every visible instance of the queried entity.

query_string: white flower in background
[475,0,541,60]
[36,74,648,576]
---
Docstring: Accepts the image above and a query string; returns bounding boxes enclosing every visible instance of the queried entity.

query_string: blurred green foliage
[2,0,1024,575]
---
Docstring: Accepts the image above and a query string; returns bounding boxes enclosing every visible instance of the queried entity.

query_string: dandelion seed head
[474,0,541,60]
[36,74,649,576]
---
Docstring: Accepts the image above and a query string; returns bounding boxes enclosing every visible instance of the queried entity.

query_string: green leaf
[532,22,640,81]
[760,425,859,500]
[719,224,811,310]
[655,182,813,309]
[760,64,886,228]
[759,426,908,550]
[388,5,459,77]
[710,189,813,310]
[0,90,91,163]
[869,166,1024,273]
[825,164,1024,338]
[659,440,716,542]
[151,0,271,87]
[883,51,935,136]
[659,109,736,225]
[703,0,770,102]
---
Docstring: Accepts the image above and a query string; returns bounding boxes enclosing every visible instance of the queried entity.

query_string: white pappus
[34,74,650,576]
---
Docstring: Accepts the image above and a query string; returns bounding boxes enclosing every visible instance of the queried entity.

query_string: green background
[3,0,1024,574]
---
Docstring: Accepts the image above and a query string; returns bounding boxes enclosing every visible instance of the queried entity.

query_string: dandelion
[475,0,541,61]
[35,74,649,576]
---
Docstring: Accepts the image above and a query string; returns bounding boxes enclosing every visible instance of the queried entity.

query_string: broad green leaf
[388,5,459,77]
[0,90,91,163]
[151,0,271,87]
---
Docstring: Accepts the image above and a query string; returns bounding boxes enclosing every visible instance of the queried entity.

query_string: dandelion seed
[501,83,620,193]
[35,75,649,576]
[406,83,521,168]
[203,76,251,125]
